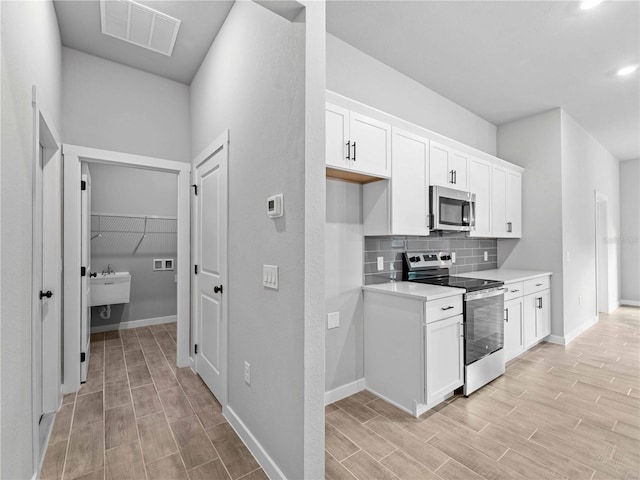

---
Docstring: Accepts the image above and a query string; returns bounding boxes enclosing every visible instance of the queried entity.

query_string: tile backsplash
[364,232,497,284]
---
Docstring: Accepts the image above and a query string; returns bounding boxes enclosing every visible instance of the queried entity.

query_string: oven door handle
[464,288,505,302]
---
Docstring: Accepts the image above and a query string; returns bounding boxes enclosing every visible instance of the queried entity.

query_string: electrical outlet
[451,252,456,263]
[578,296,582,306]
[484,251,488,261]
[377,256,384,271]
[327,312,340,329]
[244,361,251,385]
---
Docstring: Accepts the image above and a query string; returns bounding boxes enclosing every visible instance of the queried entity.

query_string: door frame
[594,190,609,315]
[31,85,62,471]
[62,144,191,393]
[191,130,229,407]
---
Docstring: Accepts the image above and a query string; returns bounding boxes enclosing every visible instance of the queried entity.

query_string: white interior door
[194,138,228,404]
[80,163,92,382]
[34,143,44,427]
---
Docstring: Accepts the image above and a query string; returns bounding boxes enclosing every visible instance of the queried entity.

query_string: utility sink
[90,272,131,307]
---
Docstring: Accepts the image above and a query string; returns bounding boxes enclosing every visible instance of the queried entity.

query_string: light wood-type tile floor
[326,306,640,480]
[41,323,266,480]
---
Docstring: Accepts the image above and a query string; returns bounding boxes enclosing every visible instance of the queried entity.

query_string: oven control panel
[404,251,453,270]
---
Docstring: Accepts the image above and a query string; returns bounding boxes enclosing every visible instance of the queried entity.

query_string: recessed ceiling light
[617,64,639,76]
[580,0,603,10]
[99,0,181,56]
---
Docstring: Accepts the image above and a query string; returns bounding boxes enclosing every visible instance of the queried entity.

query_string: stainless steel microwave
[429,185,476,231]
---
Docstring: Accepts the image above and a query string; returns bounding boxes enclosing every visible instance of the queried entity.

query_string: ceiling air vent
[100,0,181,56]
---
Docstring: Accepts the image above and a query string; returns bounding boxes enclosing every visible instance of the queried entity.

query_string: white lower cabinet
[425,315,464,406]
[504,297,524,361]
[363,291,463,417]
[499,277,551,351]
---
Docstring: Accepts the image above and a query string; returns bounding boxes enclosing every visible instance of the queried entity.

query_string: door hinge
[80,352,86,362]
[81,266,86,277]
[192,184,198,196]
[194,265,198,275]
[194,344,198,354]
[81,180,87,191]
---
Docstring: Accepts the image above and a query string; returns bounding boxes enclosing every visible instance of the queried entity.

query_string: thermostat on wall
[267,194,283,218]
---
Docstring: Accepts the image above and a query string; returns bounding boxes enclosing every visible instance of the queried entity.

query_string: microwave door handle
[470,201,476,228]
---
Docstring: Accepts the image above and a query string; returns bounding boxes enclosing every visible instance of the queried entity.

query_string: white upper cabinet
[390,128,430,235]
[326,103,350,170]
[326,103,391,178]
[363,127,430,236]
[429,141,469,191]
[468,156,492,237]
[492,164,522,238]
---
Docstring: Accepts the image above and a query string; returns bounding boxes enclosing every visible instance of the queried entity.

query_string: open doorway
[595,191,609,314]
[62,145,191,393]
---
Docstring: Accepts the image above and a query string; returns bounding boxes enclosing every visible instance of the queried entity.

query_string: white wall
[62,47,190,163]
[620,158,640,305]
[327,34,497,155]
[561,111,620,327]
[0,1,62,478]
[325,180,363,393]
[190,2,324,478]
[89,163,177,327]
[497,109,565,337]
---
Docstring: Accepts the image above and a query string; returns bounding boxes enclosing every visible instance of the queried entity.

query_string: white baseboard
[620,299,640,307]
[324,378,365,406]
[608,301,621,312]
[90,315,176,333]
[548,315,599,345]
[224,406,286,480]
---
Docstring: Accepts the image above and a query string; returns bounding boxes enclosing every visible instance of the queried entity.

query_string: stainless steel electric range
[403,251,506,396]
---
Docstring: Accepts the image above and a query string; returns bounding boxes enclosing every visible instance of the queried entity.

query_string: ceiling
[326,1,640,161]
[53,0,233,85]
[53,1,639,160]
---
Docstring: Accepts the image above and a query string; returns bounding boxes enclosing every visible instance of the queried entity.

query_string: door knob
[214,285,223,294]
[39,290,53,299]
[89,272,97,278]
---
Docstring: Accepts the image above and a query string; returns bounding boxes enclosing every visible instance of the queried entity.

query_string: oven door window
[440,198,471,226]
[465,294,504,365]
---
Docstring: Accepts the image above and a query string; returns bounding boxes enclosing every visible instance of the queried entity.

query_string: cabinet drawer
[503,282,524,301]
[425,295,463,323]
[524,277,550,295]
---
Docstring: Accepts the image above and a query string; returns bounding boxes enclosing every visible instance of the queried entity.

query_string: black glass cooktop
[409,276,503,292]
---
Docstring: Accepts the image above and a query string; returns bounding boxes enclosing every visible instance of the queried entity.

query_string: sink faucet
[102,264,114,275]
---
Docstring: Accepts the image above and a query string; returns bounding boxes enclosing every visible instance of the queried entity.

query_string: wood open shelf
[326,167,386,184]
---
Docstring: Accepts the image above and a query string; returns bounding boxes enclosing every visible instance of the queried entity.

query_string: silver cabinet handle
[504,308,509,322]
[441,305,455,311]
[346,141,350,159]
[510,289,519,293]
[507,221,513,233]
[535,283,543,287]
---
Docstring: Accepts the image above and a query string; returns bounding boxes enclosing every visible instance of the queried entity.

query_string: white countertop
[362,282,464,301]
[456,269,552,283]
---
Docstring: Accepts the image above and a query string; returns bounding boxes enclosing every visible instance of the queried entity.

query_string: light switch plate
[377,256,384,271]
[263,265,279,289]
[451,252,456,263]
[327,312,340,329]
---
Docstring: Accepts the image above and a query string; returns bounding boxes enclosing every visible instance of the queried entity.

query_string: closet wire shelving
[91,213,177,255]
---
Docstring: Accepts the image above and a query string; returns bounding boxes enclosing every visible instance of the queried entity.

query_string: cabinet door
[349,111,391,177]
[468,157,492,237]
[536,290,551,340]
[326,103,350,170]
[450,150,469,190]
[504,298,523,361]
[425,315,464,405]
[429,141,451,188]
[391,128,430,235]
[491,165,508,237]
[506,170,522,238]
[522,293,538,349]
